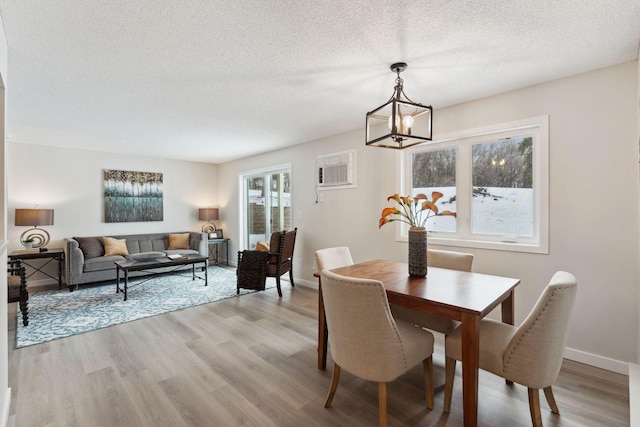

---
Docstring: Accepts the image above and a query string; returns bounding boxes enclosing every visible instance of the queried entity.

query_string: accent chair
[237,228,297,297]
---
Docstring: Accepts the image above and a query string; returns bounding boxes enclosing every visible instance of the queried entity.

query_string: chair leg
[378,382,387,427]
[423,357,434,410]
[324,363,341,408]
[528,388,543,427]
[443,357,456,413]
[19,297,28,327]
[276,276,283,297]
[543,386,560,414]
[20,272,29,326]
[289,268,295,287]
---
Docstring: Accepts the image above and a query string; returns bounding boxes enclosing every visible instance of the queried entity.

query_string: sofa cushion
[84,255,126,272]
[168,233,190,250]
[103,237,129,256]
[75,236,104,259]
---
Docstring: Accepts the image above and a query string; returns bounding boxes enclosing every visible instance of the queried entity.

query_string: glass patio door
[242,166,291,249]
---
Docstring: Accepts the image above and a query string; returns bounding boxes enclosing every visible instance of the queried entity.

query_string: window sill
[398,234,548,254]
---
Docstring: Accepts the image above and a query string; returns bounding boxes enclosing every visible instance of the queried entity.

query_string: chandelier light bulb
[403,115,414,128]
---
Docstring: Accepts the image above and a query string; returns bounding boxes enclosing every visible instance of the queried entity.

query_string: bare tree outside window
[405,116,547,252]
[471,137,533,236]
[412,148,457,233]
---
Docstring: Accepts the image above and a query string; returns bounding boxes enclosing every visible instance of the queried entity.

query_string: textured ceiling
[0,1,638,164]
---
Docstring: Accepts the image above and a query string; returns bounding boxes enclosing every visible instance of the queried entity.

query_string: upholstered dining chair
[427,249,474,272]
[315,246,354,370]
[320,270,435,427]
[443,271,578,427]
[392,249,474,335]
[315,246,354,271]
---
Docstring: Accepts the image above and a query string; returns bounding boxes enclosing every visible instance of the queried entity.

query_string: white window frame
[398,116,549,254]
[238,163,292,251]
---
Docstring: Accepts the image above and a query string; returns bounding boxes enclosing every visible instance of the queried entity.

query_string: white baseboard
[295,278,318,290]
[2,388,10,427]
[564,347,629,375]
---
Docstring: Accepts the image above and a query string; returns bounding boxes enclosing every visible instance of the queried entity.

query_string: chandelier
[366,62,432,149]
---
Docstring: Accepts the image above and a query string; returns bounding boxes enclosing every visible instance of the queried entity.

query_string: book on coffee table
[167,254,185,260]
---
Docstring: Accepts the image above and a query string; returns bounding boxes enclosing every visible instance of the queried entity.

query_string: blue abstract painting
[104,169,163,222]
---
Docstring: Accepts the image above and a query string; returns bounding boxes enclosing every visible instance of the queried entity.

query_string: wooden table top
[330,259,520,319]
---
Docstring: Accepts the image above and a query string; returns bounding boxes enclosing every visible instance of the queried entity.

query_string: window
[401,116,548,253]
[240,164,292,250]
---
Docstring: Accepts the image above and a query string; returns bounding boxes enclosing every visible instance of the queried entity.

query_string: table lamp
[15,208,54,249]
[199,208,219,235]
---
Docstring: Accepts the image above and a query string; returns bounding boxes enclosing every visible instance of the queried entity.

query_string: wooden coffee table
[115,255,208,301]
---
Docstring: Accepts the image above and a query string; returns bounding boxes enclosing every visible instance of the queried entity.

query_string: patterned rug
[16,266,273,348]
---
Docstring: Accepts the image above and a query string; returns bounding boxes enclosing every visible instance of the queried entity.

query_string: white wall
[6,143,218,282]
[219,61,640,373]
[0,10,10,426]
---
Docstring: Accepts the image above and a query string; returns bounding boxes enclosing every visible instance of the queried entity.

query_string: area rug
[16,266,274,348]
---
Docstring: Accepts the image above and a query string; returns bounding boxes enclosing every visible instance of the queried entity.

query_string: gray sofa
[64,232,208,290]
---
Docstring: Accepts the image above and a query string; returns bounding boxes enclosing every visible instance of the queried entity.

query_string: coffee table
[115,255,208,301]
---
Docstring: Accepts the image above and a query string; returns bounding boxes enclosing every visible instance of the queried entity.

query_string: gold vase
[408,227,427,277]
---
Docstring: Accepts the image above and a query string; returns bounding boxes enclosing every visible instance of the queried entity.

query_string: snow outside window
[399,116,549,254]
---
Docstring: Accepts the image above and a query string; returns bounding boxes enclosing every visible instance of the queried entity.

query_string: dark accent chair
[236,250,269,293]
[8,259,29,326]
[236,228,298,297]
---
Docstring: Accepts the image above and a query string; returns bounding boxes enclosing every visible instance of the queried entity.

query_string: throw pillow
[168,233,190,250]
[255,241,270,252]
[74,236,104,259]
[103,237,129,256]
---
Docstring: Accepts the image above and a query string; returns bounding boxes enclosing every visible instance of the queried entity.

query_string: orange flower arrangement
[379,192,456,229]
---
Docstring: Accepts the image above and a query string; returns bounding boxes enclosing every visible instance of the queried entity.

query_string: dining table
[317,259,520,427]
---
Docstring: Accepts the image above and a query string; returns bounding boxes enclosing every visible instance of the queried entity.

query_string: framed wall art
[104,169,164,222]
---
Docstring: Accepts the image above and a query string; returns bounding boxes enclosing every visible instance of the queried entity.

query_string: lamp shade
[15,209,54,226]
[198,208,219,221]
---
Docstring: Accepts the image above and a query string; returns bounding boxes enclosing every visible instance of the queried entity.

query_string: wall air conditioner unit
[317,150,356,190]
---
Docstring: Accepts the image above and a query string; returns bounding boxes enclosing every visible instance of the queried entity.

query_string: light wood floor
[7,283,630,426]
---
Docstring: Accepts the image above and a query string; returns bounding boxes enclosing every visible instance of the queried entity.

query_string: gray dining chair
[443,271,577,427]
[320,270,435,427]
[315,246,354,271]
[392,249,474,335]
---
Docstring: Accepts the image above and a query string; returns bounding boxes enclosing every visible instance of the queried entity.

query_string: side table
[207,238,229,266]
[8,248,65,289]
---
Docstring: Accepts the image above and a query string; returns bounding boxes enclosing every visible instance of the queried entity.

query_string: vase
[408,227,428,277]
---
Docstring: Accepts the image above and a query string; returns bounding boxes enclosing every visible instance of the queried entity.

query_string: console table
[207,238,229,266]
[8,248,64,289]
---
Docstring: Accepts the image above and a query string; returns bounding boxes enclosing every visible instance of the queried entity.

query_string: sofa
[64,231,208,290]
